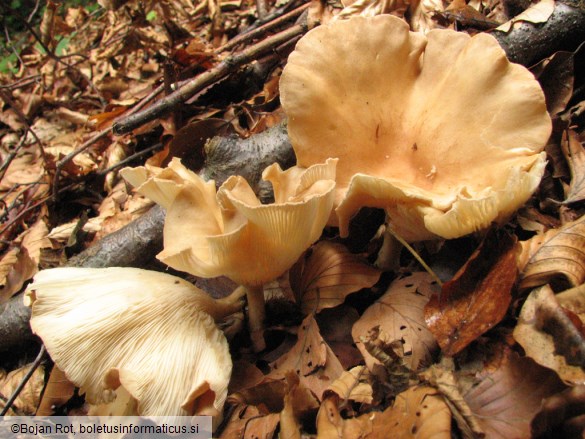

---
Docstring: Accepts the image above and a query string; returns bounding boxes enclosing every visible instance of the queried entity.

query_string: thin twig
[113,22,307,135]
[0,345,46,416]
[218,2,309,52]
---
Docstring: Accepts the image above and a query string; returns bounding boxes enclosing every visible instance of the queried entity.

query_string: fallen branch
[492,0,585,66]
[112,23,307,135]
[0,123,294,355]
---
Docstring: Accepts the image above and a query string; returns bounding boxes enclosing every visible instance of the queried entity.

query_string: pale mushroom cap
[24,267,232,418]
[280,15,551,241]
[124,158,337,286]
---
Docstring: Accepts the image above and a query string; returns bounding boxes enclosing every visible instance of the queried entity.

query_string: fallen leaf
[556,283,585,323]
[425,230,518,356]
[36,366,76,416]
[562,129,585,204]
[291,241,381,314]
[496,0,555,32]
[533,52,575,115]
[532,385,585,437]
[219,404,280,439]
[353,272,439,371]
[316,305,363,369]
[316,386,451,439]
[514,285,585,384]
[0,364,45,415]
[0,247,37,304]
[519,214,585,291]
[279,371,319,439]
[268,314,344,401]
[325,366,374,404]
[462,350,567,439]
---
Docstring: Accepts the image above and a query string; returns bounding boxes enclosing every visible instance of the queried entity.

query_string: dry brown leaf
[353,272,439,371]
[519,214,585,290]
[562,129,585,204]
[514,285,585,385]
[279,371,319,439]
[36,367,75,416]
[532,385,585,437]
[425,230,518,356]
[496,0,555,32]
[219,404,280,439]
[291,241,381,314]
[0,247,37,304]
[316,305,363,369]
[463,351,567,439]
[557,283,585,323]
[0,364,45,415]
[316,386,451,439]
[268,314,344,401]
[533,52,575,115]
[325,366,373,404]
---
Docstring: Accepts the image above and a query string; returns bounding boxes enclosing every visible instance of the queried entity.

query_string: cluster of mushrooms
[24,15,551,427]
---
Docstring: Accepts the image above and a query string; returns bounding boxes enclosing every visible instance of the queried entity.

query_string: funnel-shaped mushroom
[121,158,337,350]
[280,15,551,242]
[24,267,241,421]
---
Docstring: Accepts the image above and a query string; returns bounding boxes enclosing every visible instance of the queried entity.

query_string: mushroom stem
[245,285,266,352]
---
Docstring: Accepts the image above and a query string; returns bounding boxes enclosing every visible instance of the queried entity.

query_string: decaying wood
[493,0,585,66]
[0,123,294,355]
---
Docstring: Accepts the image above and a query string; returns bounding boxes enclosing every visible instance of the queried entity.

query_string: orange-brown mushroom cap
[280,15,551,241]
[122,158,337,286]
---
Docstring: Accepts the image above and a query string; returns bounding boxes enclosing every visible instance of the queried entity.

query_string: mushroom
[24,267,243,424]
[121,157,337,351]
[280,15,551,242]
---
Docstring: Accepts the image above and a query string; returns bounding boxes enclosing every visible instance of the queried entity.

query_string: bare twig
[218,2,309,52]
[112,22,307,135]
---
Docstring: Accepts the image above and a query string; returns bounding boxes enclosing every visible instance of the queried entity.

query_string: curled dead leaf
[519,215,585,291]
[425,229,518,356]
[561,130,585,204]
[326,366,374,405]
[514,285,585,384]
[291,241,381,314]
[0,364,45,415]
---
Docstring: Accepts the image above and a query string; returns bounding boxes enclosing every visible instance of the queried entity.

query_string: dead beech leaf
[496,0,555,32]
[291,241,381,314]
[557,283,585,323]
[268,314,344,401]
[532,385,585,437]
[562,130,585,204]
[219,404,280,439]
[36,367,76,416]
[0,247,37,304]
[463,351,567,439]
[0,364,45,415]
[533,52,575,115]
[425,230,518,356]
[353,272,439,371]
[326,366,373,404]
[519,215,585,290]
[316,386,451,439]
[514,285,585,384]
[279,371,319,439]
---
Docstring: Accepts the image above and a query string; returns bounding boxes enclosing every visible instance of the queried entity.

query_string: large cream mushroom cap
[122,158,337,286]
[24,267,234,418]
[280,15,551,241]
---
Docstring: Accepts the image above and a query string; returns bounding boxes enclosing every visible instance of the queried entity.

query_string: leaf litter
[0,0,584,436]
